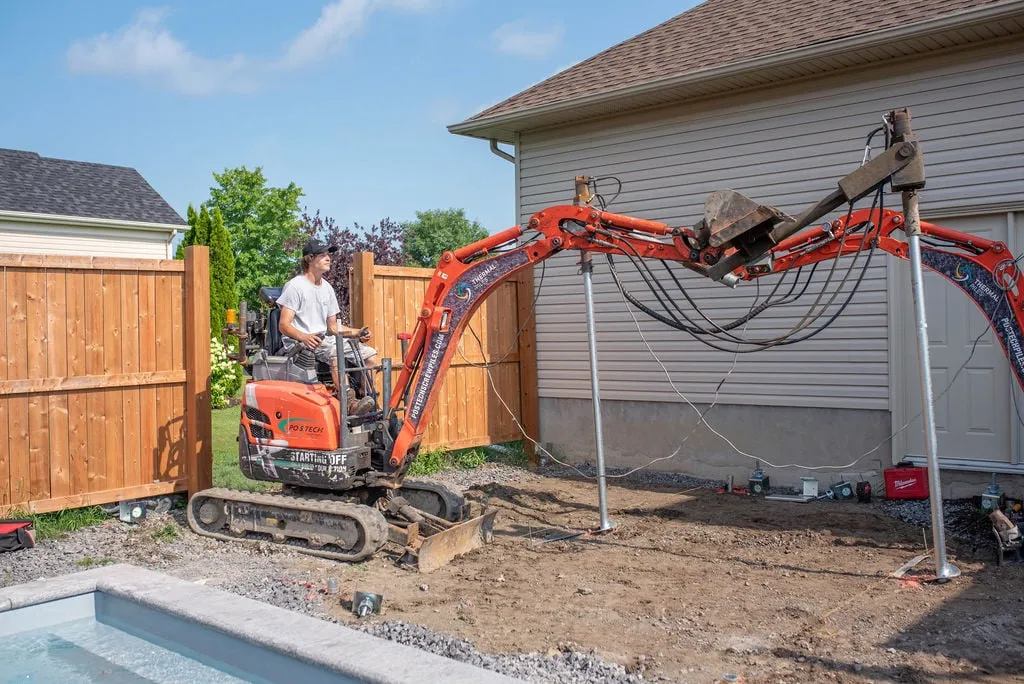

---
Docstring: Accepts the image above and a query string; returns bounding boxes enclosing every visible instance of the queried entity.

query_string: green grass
[212,403,276,492]
[76,556,116,568]
[151,523,179,543]
[406,440,529,476]
[7,506,109,541]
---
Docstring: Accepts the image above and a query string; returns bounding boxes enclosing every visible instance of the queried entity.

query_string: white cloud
[279,0,374,69]
[492,20,564,59]
[67,8,252,96]
[67,1,436,95]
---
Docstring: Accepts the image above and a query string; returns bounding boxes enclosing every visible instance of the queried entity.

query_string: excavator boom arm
[385,202,1024,470]
[744,207,1024,391]
[384,205,707,468]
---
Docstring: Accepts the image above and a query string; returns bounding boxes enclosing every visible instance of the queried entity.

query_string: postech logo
[894,479,918,489]
[278,417,323,434]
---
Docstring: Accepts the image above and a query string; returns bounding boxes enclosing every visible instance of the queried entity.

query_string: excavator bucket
[393,504,498,573]
[416,506,497,573]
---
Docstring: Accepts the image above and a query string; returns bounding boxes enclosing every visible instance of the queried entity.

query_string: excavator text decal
[406,250,530,426]
[921,247,1024,389]
[409,335,446,423]
[279,417,324,434]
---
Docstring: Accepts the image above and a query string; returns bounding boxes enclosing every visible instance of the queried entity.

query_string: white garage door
[895,212,1022,468]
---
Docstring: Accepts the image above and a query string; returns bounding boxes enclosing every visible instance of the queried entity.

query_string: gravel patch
[536,462,721,491]
[357,622,649,684]
[875,497,995,549]
[420,462,542,493]
[1,507,304,590]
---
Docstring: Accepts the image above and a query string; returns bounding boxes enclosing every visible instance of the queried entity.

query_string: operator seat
[258,286,285,355]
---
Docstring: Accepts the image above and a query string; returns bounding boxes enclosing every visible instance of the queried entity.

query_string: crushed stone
[875,497,995,549]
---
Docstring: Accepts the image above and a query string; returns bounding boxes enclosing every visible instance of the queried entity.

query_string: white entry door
[896,213,1014,465]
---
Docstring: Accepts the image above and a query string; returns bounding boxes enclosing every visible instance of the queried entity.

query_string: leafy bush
[210,337,241,408]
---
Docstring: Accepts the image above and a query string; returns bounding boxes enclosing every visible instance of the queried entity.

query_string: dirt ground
[286,471,1024,683]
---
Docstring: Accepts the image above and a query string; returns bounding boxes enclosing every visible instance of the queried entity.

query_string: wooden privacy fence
[0,247,212,514]
[349,253,539,459]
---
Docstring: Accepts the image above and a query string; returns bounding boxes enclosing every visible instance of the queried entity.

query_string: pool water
[2,616,250,684]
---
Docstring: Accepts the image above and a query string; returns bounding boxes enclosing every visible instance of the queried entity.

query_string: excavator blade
[409,506,498,573]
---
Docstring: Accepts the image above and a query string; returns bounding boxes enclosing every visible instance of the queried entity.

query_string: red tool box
[884,464,929,499]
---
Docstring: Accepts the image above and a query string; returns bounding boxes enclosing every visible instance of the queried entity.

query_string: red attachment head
[397,333,412,340]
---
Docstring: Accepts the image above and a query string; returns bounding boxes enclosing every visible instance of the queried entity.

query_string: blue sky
[0,1,699,238]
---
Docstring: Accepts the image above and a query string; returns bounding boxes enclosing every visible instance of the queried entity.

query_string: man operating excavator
[276,238,377,416]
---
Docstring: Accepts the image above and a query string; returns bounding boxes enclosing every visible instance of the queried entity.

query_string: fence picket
[0,252,209,515]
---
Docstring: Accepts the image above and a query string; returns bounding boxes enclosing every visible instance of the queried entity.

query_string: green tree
[174,204,206,259]
[209,207,242,404]
[402,208,488,268]
[174,203,243,405]
[204,166,304,307]
[208,207,237,335]
[173,205,236,333]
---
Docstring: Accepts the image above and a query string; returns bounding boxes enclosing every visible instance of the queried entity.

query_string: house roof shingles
[0,148,186,226]
[467,0,1009,122]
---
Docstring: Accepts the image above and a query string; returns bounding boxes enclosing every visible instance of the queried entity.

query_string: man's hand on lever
[298,331,323,350]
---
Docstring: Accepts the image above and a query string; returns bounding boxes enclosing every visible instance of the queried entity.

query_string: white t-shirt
[276,274,341,337]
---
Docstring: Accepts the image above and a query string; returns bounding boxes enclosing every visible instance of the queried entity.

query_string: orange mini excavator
[188,109,1024,571]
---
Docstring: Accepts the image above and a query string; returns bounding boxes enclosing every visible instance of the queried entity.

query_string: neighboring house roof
[0,148,186,226]
[450,0,1024,141]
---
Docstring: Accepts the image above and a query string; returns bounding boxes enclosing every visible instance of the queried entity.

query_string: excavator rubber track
[397,479,473,522]
[186,487,390,563]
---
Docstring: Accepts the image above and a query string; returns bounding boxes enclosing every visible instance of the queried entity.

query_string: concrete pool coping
[0,563,521,684]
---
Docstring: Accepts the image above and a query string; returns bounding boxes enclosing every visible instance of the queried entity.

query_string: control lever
[285,331,325,359]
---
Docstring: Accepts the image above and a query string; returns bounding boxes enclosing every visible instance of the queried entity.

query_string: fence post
[351,252,375,329]
[184,246,212,496]
[516,266,540,466]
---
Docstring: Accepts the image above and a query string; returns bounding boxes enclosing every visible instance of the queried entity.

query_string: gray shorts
[283,336,377,366]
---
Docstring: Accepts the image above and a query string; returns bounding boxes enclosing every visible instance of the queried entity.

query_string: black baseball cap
[302,239,338,256]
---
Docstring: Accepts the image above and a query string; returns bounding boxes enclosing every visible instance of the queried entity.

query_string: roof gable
[456,0,1018,133]
[0,148,186,226]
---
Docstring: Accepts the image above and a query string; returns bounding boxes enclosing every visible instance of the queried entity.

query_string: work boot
[348,396,376,415]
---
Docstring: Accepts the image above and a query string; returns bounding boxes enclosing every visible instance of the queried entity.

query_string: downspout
[489,139,514,164]
[166,229,177,259]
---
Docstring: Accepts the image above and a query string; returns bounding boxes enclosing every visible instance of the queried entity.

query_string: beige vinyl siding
[519,43,1024,411]
[0,220,173,259]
